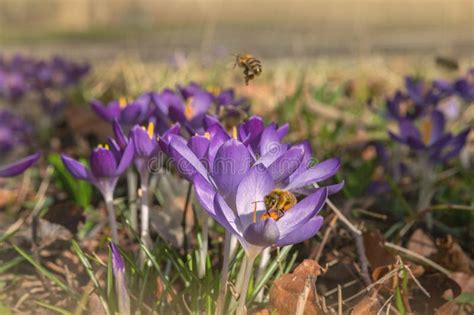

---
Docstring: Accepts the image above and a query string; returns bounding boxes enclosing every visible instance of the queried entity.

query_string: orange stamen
[118,96,128,109]
[147,122,155,139]
[184,98,194,120]
[421,120,432,145]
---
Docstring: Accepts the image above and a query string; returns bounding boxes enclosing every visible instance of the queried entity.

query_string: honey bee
[234,53,262,85]
[260,189,297,221]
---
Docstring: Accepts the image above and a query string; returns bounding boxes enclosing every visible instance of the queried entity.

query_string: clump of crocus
[168,117,342,314]
[389,110,470,226]
[61,140,134,243]
[109,241,131,315]
[0,109,32,154]
[0,153,41,178]
[0,53,89,111]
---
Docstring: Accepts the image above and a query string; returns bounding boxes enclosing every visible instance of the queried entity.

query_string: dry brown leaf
[450,272,474,294]
[88,293,107,315]
[411,272,462,314]
[434,300,459,315]
[362,230,396,274]
[431,235,472,273]
[407,229,437,257]
[0,188,17,207]
[269,259,325,315]
[350,289,381,315]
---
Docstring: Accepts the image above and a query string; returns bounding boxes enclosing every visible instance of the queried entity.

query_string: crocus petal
[441,128,470,161]
[214,194,242,237]
[158,122,181,154]
[193,173,216,215]
[212,139,252,201]
[276,123,289,140]
[243,219,280,247]
[267,145,304,184]
[61,154,91,180]
[259,124,280,156]
[131,125,157,158]
[115,140,135,175]
[190,92,213,118]
[90,100,119,122]
[90,148,117,177]
[168,101,186,123]
[0,153,40,177]
[169,134,209,180]
[291,141,313,176]
[109,242,131,315]
[406,136,426,150]
[239,115,264,145]
[188,135,210,162]
[235,164,274,229]
[256,143,288,167]
[327,181,345,195]
[429,110,445,144]
[112,119,128,149]
[399,118,421,141]
[276,216,323,247]
[207,124,231,167]
[276,187,328,239]
[120,103,141,125]
[284,158,340,191]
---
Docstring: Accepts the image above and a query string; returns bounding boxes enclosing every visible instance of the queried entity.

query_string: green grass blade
[71,240,101,289]
[0,255,24,274]
[248,245,293,303]
[35,301,72,315]
[13,245,74,296]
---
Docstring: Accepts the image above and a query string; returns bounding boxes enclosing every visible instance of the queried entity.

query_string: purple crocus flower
[166,83,215,134]
[61,140,134,243]
[0,109,32,153]
[453,69,474,103]
[91,97,146,127]
[61,141,134,199]
[168,126,341,256]
[0,153,41,177]
[109,242,130,315]
[0,70,28,101]
[389,110,470,163]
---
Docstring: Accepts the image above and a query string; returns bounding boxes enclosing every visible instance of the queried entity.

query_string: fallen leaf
[0,189,17,207]
[431,235,472,273]
[411,272,462,314]
[269,259,325,315]
[450,272,474,294]
[362,230,396,274]
[350,289,381,315]
[434,300,459,315]
[407,229,437,257]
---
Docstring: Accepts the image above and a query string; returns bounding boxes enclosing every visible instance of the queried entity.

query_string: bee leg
[277,209,285,220]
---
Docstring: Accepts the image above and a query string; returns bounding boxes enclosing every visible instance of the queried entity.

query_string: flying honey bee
[260,189,297,221]
[234,53,262,85]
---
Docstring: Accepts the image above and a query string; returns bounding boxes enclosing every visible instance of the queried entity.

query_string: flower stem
[198,208,208,279]
[255,247,271,302]
[139,171,151,266]
[182,182,193,252]
[216,231,232,315]
[105,195,119,244]
[236,254,257,315]
[126,169,138,231]
[417,155,435,229]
